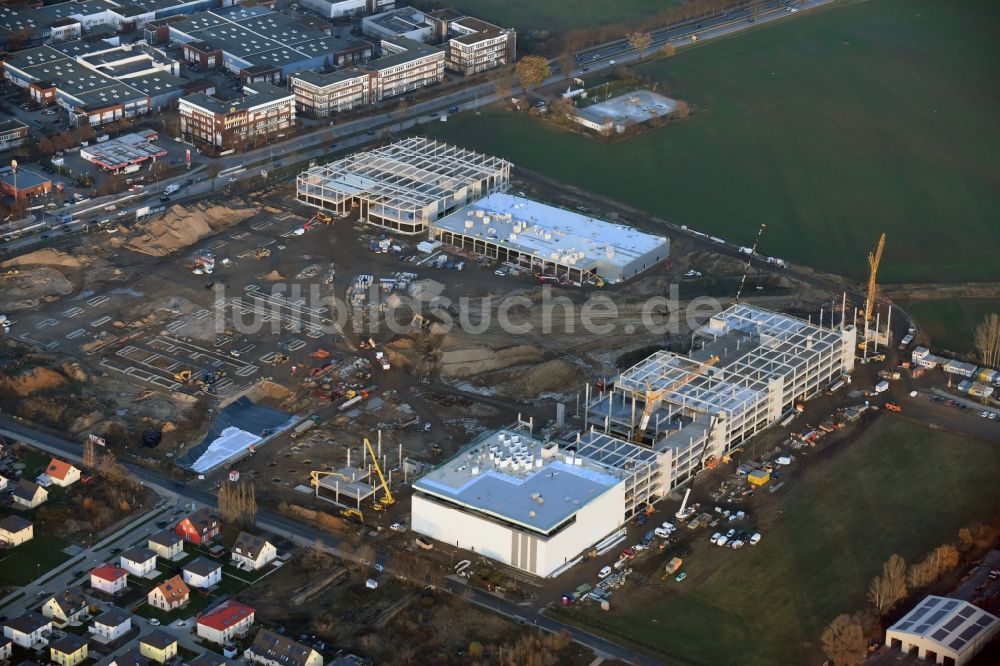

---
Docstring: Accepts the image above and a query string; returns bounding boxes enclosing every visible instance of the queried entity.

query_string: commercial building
[429,192,670,284]
[288,36,443,116]
[0,166,52,203]
[573,90,678,134]
[0,119,30,151]
[179,82,295,150]
[361,6,433,42]
[432,11,514,75]
[885,595,999,666]
[167,5,372,82]
[412,428,627,578]
[586,304,857,491]
[80,130,168,171]
[297,138,510,234]
[300,0,395,20]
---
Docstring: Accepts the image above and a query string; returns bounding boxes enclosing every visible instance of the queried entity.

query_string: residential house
[232,532,277,571]
[90,607,132,642]
[120,547,158,578]
[175,507,219,545]
[196,600,255,644]
[49,633,89,666]
[40,587,88,626]
[188,653,228,666]
[3,611,52,648]
[0,637,10,661]
[110,647,149,666]
[183,557,222,589]
[245,628,322,666]
[38,458,81,487]
[148,529,184,560]
[139,630,178,663]
[90,564,129,594]
[0,473,8,491]
[0,514,34,545]
[11,479,47,508]
[147,575,189,611]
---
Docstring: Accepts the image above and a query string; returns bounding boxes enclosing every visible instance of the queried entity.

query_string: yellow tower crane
[635,355,721,442]
[864,233,886,322]
[363,437,394,511]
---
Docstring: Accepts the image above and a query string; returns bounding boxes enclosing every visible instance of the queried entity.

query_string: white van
[598,565,612,579]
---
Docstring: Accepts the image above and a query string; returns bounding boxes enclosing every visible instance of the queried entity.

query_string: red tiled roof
[197,600,255,631]
[46,458,76,481]
[91,564,129,582]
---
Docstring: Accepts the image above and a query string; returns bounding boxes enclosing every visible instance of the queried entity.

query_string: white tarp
[190,426,263,473]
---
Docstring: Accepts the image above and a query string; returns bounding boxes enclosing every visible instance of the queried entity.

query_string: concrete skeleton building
[885,595,999,666]
[296,138,511,234]
[586,304,856,490]
[429,192,670,283]
[411,428,627,578]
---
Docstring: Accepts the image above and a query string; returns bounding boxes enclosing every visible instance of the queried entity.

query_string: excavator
[634,355,721,442]
[173,369,193,383]
[270,353,290,365]
[254,247,271,259]
[316,212,333,225]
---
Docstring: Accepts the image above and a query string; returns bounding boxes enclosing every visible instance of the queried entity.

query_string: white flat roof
[431,193,668,271]
[414,429,622,534]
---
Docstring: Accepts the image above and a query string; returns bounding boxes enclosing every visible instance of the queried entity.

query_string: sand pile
[0,267,75,311]
[0,366,69,397]
[126,202,256,256]
[1,248,85,269]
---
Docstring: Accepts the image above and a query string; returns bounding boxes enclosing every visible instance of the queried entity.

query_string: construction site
[2,136,999,666]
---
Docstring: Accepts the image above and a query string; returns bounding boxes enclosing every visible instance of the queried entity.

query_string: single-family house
[196,600,255,644]
[38,458,81,488]
[90,607,132,641]
[245,628,322,666]
[183,557,222,589]
[11,479,47,508]
[49,633,89,666]
[139,630,178,663]
[232,532,277,571]
[91,564,129,594]
[187,653,228,666]
[148,529,184,560]
[176,507,219,545]
[120,547,158,578]
[110,647,149,666]
[41,587,88,625]
[3,611,52,648]
[147,575,189,611]
[0,514,34,545]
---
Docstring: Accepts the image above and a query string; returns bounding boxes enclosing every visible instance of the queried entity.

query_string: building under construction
[295,137,511,234]
[586,304,857,490]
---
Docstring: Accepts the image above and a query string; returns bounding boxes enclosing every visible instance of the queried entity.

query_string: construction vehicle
[363,437,394,511]
[316,212,333,224]
[254,247,271,259]
[864,233,886,322]
[885,402,902,413]
[291,415,321,439]
[271,353,289,365]
[635,355,720,442]
[173,370,193,383]
[310,349,330,359]
[340,507,364,522]
[592,275,605,288]
[871,353,886,362]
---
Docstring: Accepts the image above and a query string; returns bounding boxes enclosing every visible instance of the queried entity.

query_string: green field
[0,534,71,586]
[553,418,1000,665]
[905,298,1000,356]
[429,0,1000,283]
[413,0,684,33]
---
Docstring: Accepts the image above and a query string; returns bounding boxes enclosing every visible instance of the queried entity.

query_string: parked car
[675,572,687,582]
[749,533,762,545]
[598,565,612,579]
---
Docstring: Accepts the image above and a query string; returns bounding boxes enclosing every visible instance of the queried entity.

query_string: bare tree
[628,31,653,53]
[821,614,867,666]
[557,52,575,80]
[868,553,908,615]
[218,481,257,528]
[494,77,512,100]
[973,313,1000,367]
[514,55,551,92]
[659,42,677,57]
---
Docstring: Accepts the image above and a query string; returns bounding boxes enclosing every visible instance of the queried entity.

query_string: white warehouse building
[429,193,670,283]
[587,304,857,491]
[411,428,626,577]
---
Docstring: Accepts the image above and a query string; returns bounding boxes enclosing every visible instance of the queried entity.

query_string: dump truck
[290,415,321,439]
[665,557,683,575]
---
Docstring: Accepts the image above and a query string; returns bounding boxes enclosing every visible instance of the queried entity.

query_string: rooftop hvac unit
[511,435,520,444]
[535,456,543,468]
[464,220,473,229]
[544,233,552,240]
[475,210,484,217]
[471,465,479,475]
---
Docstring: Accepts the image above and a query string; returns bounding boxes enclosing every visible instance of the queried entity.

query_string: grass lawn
[904,298,1000,357]
[551,418,1000,665]
[429,0,1000,283]
[0,534,72,586]
[135,593,213,624]
[412,0,684,33]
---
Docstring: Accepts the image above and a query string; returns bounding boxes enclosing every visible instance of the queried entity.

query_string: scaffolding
[296,137,511,234]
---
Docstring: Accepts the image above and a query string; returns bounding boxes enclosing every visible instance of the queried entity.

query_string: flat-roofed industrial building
[296,138,510,234]
[429,192,670,284]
